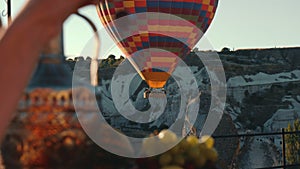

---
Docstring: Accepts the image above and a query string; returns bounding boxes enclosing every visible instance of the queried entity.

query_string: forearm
[0,12,51,139]
[0,0,97,142]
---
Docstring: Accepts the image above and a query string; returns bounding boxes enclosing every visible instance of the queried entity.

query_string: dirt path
[238,138,276,169]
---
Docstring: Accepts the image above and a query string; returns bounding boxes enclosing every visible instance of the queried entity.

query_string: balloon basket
[143,88,166,99]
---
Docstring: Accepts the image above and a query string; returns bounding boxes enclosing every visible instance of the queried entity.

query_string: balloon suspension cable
[75,12,100,86]
[2,0,11,24]
[7,0,11,24]
[182,91,202,137]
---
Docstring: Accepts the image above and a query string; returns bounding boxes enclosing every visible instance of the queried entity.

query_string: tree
[119,55,125,60]
[108,54,116,60]
[221,47,231,53]
[286,119,300,165]
[192,47,199,52]
[107,54,116,66]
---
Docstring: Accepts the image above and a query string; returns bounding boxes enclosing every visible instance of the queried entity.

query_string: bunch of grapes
[139,130,219,169]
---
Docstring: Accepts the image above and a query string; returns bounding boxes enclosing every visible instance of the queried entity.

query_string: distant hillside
[65,46,300,80]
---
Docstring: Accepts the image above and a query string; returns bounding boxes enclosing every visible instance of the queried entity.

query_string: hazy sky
[1,0,300,58]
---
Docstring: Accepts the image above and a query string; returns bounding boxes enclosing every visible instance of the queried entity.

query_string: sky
[1,0,300,58]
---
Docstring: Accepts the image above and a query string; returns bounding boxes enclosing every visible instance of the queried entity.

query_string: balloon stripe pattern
[97,0,218,88]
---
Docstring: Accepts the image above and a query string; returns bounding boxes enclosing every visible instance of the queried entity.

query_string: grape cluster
[140,130,219,169]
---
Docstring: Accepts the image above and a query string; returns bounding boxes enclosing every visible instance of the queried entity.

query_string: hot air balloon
[97,0,219,98]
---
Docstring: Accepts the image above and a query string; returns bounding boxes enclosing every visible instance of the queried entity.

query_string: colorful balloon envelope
[97,0,218,90]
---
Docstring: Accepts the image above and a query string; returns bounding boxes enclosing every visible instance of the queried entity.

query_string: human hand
[0,0,102,141]
[17,0,99,43]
